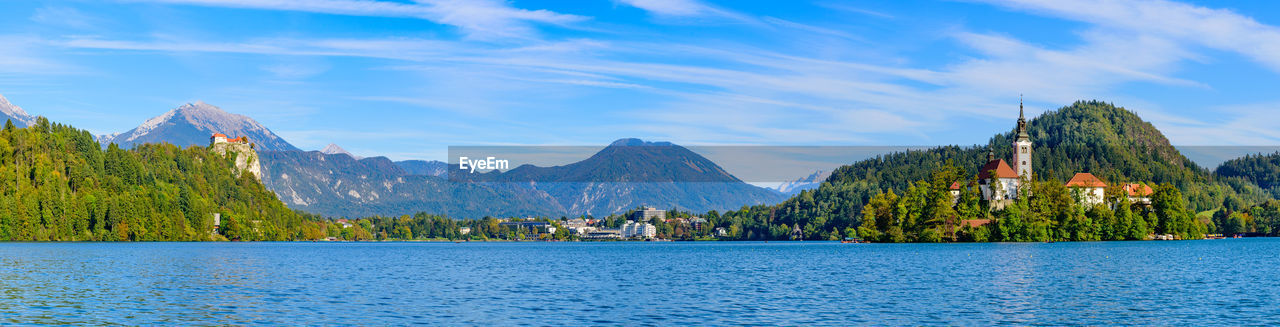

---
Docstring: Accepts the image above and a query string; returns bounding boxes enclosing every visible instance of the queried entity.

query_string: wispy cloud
[30,6,102,29]
[614,0,754,23]
[981,0,1280,73]
[124,0,587,40]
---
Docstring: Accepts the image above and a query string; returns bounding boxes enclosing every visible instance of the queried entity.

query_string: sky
[2,0,1280,161]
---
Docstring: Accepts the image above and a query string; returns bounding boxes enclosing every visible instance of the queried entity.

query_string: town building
[459,227,472,235]
[1066,173,1108,206]
[689,217,708,229]
[500,221,556,235]
[633,206,666,222]
[582,229,622,240]
[621,221,657,239]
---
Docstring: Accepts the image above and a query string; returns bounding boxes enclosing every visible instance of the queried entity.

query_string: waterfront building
[714,227,729,238]
[621,221,657,239]
[582,229,622,240]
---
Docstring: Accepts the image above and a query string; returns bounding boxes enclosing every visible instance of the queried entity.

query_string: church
[975,99,1033,209]
[965,99,1119,209]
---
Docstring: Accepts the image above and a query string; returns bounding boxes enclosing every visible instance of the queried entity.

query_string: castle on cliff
[210,133,261,180]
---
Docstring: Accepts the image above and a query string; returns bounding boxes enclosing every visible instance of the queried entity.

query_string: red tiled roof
[211,133,227,138]
[949,182,961,190]
[977,159,1019,180]
[1066,173,1107,188]
[1124,183,1153,197]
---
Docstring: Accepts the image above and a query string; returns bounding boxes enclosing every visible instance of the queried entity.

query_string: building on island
[459,227,472,235]
[1066,173,1107,206]
[974,98,1033,210]
[977,149,1021,207]
[1124,183,1154,205]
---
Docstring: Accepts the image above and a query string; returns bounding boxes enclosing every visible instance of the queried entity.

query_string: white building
[1124,183,1153,205]
[621,221,657,239]
[977,150,1021,203]
[1067,173,1107,206]
[459,227,472,235]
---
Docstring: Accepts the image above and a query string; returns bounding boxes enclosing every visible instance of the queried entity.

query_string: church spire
[1015,95,1029,141]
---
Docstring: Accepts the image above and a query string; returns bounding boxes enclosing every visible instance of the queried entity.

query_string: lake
[1,240,1277,325]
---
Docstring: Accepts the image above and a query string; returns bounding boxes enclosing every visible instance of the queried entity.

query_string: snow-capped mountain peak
[0,94,37,127]
[320,143,360,159]
[104,101,299,151]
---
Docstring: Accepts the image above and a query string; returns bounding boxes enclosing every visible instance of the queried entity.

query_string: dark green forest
[1216,152,1280,198]
[0,118,328,241]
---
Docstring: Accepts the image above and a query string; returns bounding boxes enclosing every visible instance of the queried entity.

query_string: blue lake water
[1,240,1278,325]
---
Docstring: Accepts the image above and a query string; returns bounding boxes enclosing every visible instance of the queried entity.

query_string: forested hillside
[703,101,1272,241]
[1215,152,1280,198]
[0,118,323,241]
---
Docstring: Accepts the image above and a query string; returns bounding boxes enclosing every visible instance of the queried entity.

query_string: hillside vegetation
[704,101,1271,241]
[1215,152,1280,198]
[0,118,323,241]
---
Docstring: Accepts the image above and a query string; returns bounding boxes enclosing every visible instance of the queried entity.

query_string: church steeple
[1012,95,1032,181]
[1015,95,1029,141]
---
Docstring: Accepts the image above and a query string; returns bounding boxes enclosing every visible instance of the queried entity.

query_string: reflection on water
[1,240,1278,325]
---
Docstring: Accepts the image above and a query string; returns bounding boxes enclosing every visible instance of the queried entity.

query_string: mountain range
[771,170,832,195]
[260,138,785,217]
[50,96,783,217]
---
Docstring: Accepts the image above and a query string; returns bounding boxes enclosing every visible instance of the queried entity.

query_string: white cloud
[614,0,753,23]
[124,0,586,40]
[982,0,1280,73]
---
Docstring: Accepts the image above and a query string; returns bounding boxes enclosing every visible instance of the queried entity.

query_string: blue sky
[2,0,1280,161]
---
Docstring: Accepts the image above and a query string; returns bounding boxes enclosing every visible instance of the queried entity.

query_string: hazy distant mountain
[395,160,448,177]
[0,94,37,128]
[261,138,784,217]
[320,143,360,159]
[259,150,560,218]
[101,101,298,151]
[460,138,787,215]
[772,170,832,195]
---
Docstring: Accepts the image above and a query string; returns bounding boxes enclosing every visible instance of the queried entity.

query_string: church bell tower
[1012,96,1032,180]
